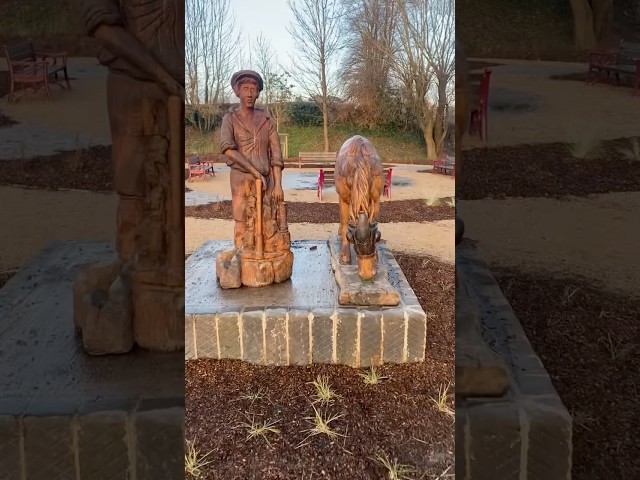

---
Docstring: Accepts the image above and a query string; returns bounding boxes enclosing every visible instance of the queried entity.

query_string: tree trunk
[569,0,596,49]
[592,0,614,43]
[436,76,448,156]
[204,66,209,104]
[423,116,437,161]
[320,57,330,152]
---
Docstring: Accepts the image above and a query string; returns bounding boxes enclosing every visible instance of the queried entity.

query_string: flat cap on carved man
[230,70,264,91]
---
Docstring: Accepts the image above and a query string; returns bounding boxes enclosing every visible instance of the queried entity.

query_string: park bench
[185,155,215,182]
[3,40,71,102]
[317,167,393,201]
[432,156,455,177]
[587,40,640,96]
[296,151,337,168]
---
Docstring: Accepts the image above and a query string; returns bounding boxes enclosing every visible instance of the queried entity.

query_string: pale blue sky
[232,0,298,74]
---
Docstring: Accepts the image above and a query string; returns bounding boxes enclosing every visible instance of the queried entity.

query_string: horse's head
[346,212,382,281]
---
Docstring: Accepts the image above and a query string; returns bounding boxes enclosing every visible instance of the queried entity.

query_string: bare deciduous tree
[569,0,614,49]
[251,34,294,131]
[185,0,241,130]
[423,0,454,154]
[288,0,345,151]
[393,0,454,160]
[253,34,277,107]
[340,0,399,129]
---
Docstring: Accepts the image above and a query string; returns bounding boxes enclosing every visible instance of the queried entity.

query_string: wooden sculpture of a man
[215,70,293,288]
[73,0,185,354]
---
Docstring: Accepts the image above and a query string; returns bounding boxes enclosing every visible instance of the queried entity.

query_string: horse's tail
[348,137,372,222]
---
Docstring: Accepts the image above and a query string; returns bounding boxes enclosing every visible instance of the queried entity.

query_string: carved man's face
[235,79,260,109]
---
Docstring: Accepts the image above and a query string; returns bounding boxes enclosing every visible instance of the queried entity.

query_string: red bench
[318,167,393,201]
[469,68,491,143]
[3,40,70,102]
[185,156,215,181]
[433,157,455,177]
[587,40,640,96]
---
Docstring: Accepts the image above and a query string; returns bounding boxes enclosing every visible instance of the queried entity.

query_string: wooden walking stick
[255,178,263,259]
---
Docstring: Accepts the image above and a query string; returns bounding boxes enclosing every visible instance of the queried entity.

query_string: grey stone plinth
[0,242,184,479]
[456,240,572,480]
[186,240,427,366]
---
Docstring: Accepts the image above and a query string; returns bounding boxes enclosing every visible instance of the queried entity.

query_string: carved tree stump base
[73,259,134,356]
[241,250,294,287]
[216,249,294,289]
[73,260,184,355]
[215,248,242,289]
[132,272,184,352]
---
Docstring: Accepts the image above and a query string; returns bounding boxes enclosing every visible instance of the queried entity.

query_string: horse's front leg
[338,195,351,264]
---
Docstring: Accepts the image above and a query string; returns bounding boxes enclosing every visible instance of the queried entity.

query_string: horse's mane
[339,136,374,222]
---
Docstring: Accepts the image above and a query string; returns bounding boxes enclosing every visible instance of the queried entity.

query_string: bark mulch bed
[0,271,17,289]
[185,199,455,224]
[458,138,640,199]
[0,145,113,192]
[185,255,455,480]
[493,267,640,480]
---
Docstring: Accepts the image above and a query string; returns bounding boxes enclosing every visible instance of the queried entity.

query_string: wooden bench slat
[588,39,640,96]
[4,40,71,102]
[317,167,393,200]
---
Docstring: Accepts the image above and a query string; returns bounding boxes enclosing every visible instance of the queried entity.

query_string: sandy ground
[465,58,640,149]
[460,59,640,296]
[0,58,110,144]
[186,165,455,203]
[186,217,454,264]
[459,192,640,296]
[0,187,116,272]
[185,165,455,264]
[0,59,114,273]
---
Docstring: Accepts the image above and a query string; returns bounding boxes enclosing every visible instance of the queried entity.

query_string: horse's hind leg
[338,194,351,264]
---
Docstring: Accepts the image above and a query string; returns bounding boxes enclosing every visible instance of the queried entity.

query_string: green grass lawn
[458,0,640,61]
[457,0,577,60]
[0,0,85,37]
[186,125,428,164]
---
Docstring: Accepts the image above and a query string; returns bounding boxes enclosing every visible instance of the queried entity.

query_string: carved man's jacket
[219,107,284,177]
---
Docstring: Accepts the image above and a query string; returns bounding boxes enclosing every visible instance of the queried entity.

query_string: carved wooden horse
[335,135,383,281]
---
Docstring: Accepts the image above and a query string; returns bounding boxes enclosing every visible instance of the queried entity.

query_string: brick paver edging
[185,240,427,367]
[0,397,184,480]
[455,241,572,480]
